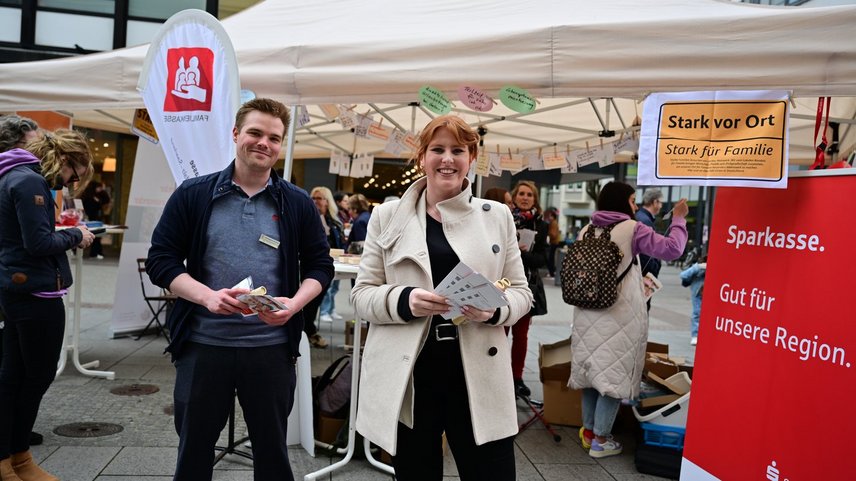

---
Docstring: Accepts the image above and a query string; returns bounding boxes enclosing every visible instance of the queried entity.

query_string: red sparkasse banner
[681,174,856,480]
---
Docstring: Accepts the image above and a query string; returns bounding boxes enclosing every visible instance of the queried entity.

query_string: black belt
[434,323,458,342]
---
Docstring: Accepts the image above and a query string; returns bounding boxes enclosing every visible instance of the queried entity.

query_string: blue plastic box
[641,422,685,450]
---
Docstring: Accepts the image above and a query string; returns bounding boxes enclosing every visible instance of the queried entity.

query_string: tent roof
[2,0,855,110]
[2,0,855,161]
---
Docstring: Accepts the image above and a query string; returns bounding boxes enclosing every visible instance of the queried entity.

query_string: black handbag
[528,271,548,317]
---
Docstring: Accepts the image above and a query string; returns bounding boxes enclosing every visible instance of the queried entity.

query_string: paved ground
[28,254,697,480]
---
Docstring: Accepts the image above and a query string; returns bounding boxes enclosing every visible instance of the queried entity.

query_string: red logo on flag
[164,48,214,112]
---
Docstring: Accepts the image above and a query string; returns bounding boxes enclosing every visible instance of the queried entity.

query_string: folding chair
[135,258,176,341]
[517,393,562,443]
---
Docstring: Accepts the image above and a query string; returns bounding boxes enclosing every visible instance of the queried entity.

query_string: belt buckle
[434,323,458,342]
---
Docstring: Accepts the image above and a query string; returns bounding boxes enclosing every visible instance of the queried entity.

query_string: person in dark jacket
[635,188,664,311]
[145,99,333,481]
[346,193,371,251]
[0,114,48,451]
[0,128,95,481]
[80,181,111,259]
[509,180,549,398]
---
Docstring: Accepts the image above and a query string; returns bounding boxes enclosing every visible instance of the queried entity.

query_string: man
[146,99,333,481]
[0,114,45,448]
[636,188,664,311]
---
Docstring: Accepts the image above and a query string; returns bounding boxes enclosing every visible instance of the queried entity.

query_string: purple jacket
[591,210,687,261]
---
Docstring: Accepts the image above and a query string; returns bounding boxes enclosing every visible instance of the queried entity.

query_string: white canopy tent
[1,0,855,162]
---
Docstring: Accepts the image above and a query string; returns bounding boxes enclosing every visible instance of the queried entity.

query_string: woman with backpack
[569,181,688,459]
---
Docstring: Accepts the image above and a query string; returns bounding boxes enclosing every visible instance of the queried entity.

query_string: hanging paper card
[328,152,341,175]
[319,104,340,121]
[571,148,600,167]
[488,153,502,176]
[339,154,352,176]
[499,86,536,113]
[419,86,452,115]
[562,155,578,173]
[542,153,566,169]
[500,153,523,171]
[612,136,639,155]
[297,105,310,127]
[368,122,392,141]
[338,108,357,130]
[354,113,374,138]
[525,152,544,171]
[474,152,490,176]
[598,146,616,167]
[457,85,494,112]
[364,154,374,178]
[350,154,372,178]
[385,129,406,156]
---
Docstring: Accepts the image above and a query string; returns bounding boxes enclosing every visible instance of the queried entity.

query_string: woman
[302,186,344,348]
[81,181,111,259]
[346,193,370,253]
[483,187,513,210]
[351,115,532,480]
[570,181,687,458]
[0,129,96,480]
[509,180,549,398]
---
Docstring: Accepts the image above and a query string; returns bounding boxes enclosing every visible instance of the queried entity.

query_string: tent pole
[284,105,298,182]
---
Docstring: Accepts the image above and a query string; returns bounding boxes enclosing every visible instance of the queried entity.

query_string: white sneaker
[690,336,698,346]
[319,314,333,323]
[331,312,343,320]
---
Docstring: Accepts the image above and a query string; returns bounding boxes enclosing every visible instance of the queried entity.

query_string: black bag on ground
[560,221,636,309]
[634,442,682,479]
[312,355,352,419]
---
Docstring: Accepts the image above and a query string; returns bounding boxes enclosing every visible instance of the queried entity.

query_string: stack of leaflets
[434,262,509,322]
[233,276,288,316]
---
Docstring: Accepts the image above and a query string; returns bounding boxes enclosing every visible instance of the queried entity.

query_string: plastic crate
[641,422,685,450]
[633,372,691,429]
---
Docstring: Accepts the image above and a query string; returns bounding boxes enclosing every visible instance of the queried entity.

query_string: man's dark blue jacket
[635,207,661,278]
[146,162,334,360]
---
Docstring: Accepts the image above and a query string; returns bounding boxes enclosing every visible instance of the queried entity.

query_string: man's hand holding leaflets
[231,276,293,325]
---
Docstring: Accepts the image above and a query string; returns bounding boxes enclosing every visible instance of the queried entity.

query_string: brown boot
[9,451,57,481]
[0,458,23,481]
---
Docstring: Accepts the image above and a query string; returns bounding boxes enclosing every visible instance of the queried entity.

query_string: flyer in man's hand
[233,276,288,316]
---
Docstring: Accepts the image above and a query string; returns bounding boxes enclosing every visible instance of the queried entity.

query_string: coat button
[482,203,491,211]
[488,347,498,356]
[492,244,500,253]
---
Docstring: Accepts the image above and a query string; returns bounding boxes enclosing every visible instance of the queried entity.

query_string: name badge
[259,234,280,249]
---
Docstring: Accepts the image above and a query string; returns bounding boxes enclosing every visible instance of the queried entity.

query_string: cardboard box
[315,414,345,445]
[639,394,681,408]
[539,338,583,427]
[646,371,690,396]
[344,320,368,348]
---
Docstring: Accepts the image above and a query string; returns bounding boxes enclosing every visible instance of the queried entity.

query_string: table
[55,228,125,380]
[304,262,394,480]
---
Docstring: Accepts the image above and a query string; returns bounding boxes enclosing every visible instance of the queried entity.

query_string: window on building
[39,0,115,15]
[129,0,205,20]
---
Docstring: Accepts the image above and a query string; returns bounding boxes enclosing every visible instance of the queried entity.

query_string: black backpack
[560,221,637,309]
